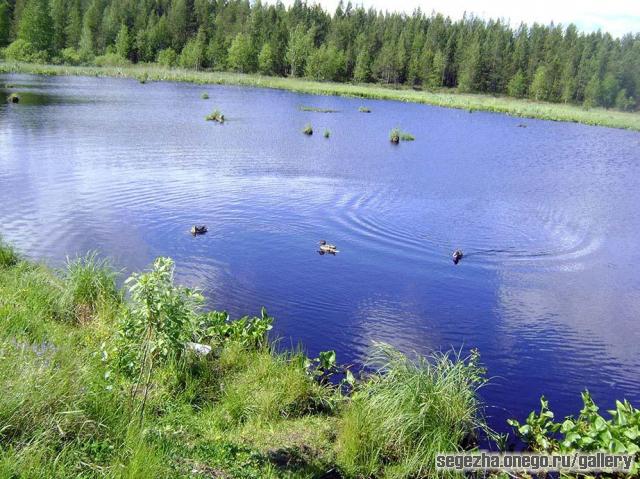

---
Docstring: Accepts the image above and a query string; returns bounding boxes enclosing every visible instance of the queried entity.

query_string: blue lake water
[1,73,640,433]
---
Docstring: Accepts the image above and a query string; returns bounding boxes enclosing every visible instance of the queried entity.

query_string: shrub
[156,47,177,68]
[116,257,203,376]
[93,52,130,67]
[62,251,120,323]
[336,343,486,478]
[60,47,81,66]
[2,39,45,63]
[303,123,313,135]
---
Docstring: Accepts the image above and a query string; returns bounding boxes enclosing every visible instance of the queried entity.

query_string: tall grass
[62,251,120,323]
[0,237,19,268]
[336,343,486,478]
[2,61,639,130]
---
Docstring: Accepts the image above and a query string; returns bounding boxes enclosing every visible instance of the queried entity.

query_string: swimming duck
[319,240,339,254]
[191,225,208,235]
[452,249,464,265]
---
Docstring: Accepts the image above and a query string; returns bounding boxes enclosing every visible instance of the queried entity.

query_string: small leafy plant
[196,307,273,349]
[508,391,640,475]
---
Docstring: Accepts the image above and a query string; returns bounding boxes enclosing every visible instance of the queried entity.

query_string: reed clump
[390,128,415,143]
[303,123,313,135]
[201,92,209,99]
[358,106,371,113]
[324,129,330,138]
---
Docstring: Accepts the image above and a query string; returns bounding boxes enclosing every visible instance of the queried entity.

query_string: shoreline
[2,61,640,131]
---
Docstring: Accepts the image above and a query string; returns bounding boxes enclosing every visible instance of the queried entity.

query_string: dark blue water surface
[2,73,640,433]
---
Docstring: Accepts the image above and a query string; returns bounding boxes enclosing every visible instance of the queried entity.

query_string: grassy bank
[2,61,640,131]
[0,238,487,478]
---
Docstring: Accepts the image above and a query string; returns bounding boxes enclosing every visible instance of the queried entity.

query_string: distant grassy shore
[2,61,640,131]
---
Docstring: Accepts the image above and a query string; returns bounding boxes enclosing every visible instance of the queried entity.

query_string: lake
[1,73,639,434]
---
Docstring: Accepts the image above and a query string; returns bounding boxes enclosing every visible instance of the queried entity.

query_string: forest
[0,0,639,111]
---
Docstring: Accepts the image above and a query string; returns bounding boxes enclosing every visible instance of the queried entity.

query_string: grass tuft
[201,92,209,99]
[300,106,338,113]
[336,342,486,478]
[0,238,19,268]
[358,106,371,113]
[303,123,313,135]
[62,251,120,323]
[323,129,330,138]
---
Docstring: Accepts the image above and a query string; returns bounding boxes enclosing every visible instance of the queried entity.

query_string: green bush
[197,308,273,349]
[60,47,82,66]
[336,343,486,478]
[93,52,130,67]
[156,47,177,68]
[2,39,47,63]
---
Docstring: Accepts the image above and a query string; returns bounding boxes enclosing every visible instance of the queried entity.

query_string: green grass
[0,240,490,478]
[2,61,639,131]
[336,344,485,478]
[299,106,338,113]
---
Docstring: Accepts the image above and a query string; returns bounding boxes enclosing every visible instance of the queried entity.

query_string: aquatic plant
[300,105,338,113]
[323,129,330,138]
[196,307,273,349]
[201,92,209,99]
[303,123,313,135]
[508,392,640,475]
[7,92,19,103]
[2,62,640,131]
[400,131,415,141]
[389,128,400,143]
[358,106,371,113]
[205,109,225,123]
[336,343,487,478]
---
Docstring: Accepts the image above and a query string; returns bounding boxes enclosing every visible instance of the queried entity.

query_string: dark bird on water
[452,249,464,264]
[191,225,208,235]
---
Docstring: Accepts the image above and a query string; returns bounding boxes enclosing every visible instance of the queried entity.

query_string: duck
[452,249,464,265]
[319,240,339,255]
[191,225,208,235]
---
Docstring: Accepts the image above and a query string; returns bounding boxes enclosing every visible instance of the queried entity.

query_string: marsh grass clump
[358,106,371,113]
[0,238,19,268]
[206,109,225,123]
[300,106,338,113]
[303,123,313,135]
[389,128,400,143]
[336,343,486,478]
[62,251,120,323]
[7,93,20,103]
[201,92,209,99]
[400,131,415,141]
[323,129,330,138]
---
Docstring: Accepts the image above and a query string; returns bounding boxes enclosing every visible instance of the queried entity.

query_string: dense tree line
[1,0,639,110]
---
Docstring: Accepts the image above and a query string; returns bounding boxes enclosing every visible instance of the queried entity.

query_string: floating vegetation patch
[358,106,371,113]
[303,123,313,135]
[324,129,330,138]
[300,106,338,113]
[390,128,415,143]
[206,110,225,123]
[201,92,209,99]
